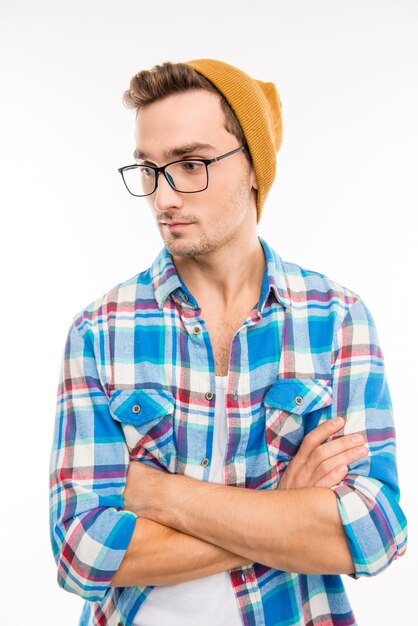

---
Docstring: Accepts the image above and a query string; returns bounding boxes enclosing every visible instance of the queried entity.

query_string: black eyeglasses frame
[117,144,248,197]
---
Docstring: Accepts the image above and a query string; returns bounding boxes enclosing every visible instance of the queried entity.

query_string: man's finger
[312,445,368,483]
[309,431,366,467]
[314,439,369,488]
[315,464,348,488]
[297,417,346,460]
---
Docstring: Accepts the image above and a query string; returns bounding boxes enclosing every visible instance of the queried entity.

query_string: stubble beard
[161,177,251,258]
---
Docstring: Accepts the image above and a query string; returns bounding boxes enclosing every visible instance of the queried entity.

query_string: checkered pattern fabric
[49,236,407,626]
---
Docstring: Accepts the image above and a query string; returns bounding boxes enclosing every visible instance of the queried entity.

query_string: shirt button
[193,325,201,335]
[205,391,214,401]
[183,293,189,302]
[131,404,141,413]
[240,572,246,582]
[295,396,304,406]
[201,458,209,467]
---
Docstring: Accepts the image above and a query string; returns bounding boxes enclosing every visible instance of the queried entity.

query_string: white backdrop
[1,1,416,624]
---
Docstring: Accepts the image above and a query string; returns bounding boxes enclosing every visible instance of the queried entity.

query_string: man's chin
[164,236,213,258]
[165,243,199,257]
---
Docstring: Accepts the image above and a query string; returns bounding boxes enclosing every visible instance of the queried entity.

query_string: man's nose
[153,170,183,212]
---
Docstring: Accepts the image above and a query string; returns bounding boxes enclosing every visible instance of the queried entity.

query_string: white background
[1,1,416,624]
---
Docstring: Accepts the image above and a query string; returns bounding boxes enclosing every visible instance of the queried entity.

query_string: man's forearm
[110,516,252,587]
[145,477,355,576]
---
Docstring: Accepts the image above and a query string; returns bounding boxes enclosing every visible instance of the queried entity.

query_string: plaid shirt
[49,236,407,626]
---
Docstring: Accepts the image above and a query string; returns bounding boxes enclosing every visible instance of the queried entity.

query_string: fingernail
[351,434,364,443]
[333,417,344,425]
[354,446,367,455]
[337,465,347,473]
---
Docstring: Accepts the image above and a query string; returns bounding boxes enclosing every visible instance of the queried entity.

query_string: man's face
[134,89,258,257]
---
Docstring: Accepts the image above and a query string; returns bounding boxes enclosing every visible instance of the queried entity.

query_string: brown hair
[122,61,252,165]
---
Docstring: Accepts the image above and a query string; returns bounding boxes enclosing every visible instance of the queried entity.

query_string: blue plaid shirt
[49,236,407,625]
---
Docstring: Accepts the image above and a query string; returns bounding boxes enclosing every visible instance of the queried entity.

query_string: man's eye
[141,166,154,177]
[182,161,203,172]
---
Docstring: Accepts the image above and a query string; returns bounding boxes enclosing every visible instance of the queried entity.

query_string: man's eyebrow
[133,142,216,161]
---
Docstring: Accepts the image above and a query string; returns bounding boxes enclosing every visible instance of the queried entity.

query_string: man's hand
[123,461,170,517]
[279,417,368,490]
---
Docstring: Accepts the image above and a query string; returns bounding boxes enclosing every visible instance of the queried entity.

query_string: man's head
[122,60,282,256]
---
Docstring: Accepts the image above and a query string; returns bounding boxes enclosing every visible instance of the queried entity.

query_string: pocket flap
[263,378,333,415]
[109,388,175,426]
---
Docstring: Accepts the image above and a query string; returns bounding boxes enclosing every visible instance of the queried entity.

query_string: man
[49,59,407,626]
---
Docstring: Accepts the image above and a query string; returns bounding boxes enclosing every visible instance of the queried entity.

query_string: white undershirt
[132,375,243,625]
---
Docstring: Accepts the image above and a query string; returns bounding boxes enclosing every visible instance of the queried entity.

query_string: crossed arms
[50,298,407,601]
[111,418,365,587]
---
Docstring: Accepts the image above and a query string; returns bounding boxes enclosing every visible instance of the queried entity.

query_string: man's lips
[160,221,194,230]
[160,220,193,225]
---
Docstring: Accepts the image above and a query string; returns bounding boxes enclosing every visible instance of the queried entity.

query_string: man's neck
[171,235,265,310]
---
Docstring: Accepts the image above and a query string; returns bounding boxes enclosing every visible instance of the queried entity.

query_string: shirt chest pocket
[108,388,177,473]
[263,378,333,466]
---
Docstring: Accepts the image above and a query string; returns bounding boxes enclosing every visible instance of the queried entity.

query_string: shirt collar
[150,235,290,312]
[257,236,290,312]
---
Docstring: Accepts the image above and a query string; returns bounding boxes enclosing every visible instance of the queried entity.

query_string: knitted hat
[184,58,282,223]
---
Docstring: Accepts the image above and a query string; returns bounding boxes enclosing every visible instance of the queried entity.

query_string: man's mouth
[160,221,194,230]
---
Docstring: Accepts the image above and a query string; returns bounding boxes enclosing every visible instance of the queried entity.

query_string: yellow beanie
[184,58,282,223]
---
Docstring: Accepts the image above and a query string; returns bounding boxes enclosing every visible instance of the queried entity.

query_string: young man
[49,59,407,626]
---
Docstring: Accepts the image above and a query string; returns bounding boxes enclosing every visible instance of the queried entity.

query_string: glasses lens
[122,165,156,196]
[165,161,208,192]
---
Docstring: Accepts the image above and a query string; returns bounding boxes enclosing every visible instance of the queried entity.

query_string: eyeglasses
[118,144,247,197]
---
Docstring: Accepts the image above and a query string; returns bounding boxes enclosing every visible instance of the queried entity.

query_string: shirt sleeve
[329,296,408,578]
[49,316,138,601]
